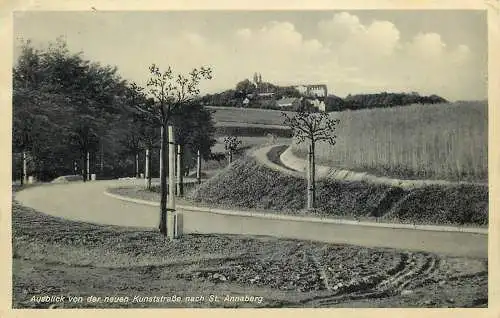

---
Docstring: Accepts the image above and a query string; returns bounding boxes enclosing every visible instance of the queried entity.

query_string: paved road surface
[15,180,487,258]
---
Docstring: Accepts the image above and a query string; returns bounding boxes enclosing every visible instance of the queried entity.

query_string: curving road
[14,179,487,258]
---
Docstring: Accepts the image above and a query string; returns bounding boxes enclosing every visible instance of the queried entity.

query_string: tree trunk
[307,142,316,209]
[176,145,183,196]
[145,148,151,190]
[167,126,176,239]
[228,151,233,165]
[159,124,168,235]
[100,142,104,175]
[196,149,202,184]
[311,141,316,208]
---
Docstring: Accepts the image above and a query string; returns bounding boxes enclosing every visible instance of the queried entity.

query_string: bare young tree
[282,110,340,209]
[223,135,242,165]
[137,64,212,236]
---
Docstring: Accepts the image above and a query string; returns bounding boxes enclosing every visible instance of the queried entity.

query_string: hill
[199,78,448,112]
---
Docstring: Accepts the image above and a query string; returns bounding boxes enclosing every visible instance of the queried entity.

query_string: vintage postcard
[1,0,499,317]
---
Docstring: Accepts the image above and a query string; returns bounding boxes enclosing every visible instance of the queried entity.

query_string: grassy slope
[188,157,488,227]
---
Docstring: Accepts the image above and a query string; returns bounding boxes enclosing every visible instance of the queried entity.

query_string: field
[291,101,487,182]
[209,106,292,126]
[12,198,487,308]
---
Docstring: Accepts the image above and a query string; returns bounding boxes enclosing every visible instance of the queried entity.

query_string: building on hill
[242,97,250,107]
[253,72,263,89]
[309,98,326,112]
[294,84,328,98]
[257,92,275,98]
[276,97,302,109]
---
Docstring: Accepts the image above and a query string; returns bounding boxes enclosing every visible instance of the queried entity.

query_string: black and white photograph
[6,3,494,311]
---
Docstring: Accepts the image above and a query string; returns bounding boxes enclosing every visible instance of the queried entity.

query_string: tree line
[325,92,448,111]
[198,78,448,111]
[13,38,216,183]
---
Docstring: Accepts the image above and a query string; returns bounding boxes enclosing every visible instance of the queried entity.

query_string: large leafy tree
[13,39,78,181]
[13,38,130,181]
[171,103,217,195]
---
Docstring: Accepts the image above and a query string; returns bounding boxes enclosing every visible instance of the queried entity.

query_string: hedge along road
[14,179,487,258]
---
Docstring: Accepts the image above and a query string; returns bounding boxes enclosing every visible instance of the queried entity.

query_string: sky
[13,10,488,101]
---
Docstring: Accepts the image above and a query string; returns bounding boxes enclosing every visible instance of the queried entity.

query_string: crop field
[291,101,488,182]
[208,106,291,126]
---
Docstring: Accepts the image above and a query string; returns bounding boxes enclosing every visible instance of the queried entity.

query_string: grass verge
[185,157,487,227]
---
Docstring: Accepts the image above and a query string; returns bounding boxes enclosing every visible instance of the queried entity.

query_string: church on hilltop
[293,84,328,98]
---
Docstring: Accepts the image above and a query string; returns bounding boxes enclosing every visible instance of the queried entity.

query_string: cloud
[228,21,336,85]
[406,32,446,60]
[318,12,400,60]
[312,12,481,99]
[112,14,483,99]
[14,11,484,100]
[235,21,327,56]
[183,32,206,47]
[318,11,364,42]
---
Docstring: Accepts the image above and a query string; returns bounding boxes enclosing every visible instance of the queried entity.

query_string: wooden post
[145,148,151,189]
[22,151,28,185]
[159,124,168,235]
[135,153,139,178]
[228,151,232,165]
[87,151,90,182]
[176,145,183,196]
[167,126,176,239]
[196,149,202,184]
[159,128,163,180]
